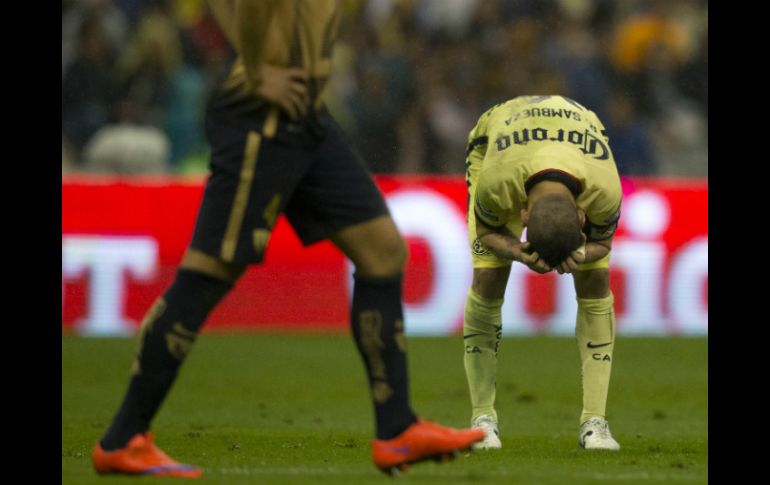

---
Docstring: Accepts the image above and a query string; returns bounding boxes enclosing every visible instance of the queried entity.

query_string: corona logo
[62,236,158,336]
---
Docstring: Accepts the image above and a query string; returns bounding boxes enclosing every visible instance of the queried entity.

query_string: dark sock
[100,269,232,450]
[350,273,417,440]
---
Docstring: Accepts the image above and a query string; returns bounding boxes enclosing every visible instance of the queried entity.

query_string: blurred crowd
[62,0,708,177]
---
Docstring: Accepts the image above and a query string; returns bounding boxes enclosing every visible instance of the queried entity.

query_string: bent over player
[92,0,483,478]
[463,95,622,450]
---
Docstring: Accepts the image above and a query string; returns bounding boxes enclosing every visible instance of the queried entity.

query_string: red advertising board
[62,175,707,336]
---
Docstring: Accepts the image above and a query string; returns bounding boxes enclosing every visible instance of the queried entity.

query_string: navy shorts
[189,107,390,264]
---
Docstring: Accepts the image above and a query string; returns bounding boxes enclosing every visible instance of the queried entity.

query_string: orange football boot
[92,432,202,479]
[371,419,485,475]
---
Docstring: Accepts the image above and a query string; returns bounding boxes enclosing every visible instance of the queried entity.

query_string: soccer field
[62,334,707,484]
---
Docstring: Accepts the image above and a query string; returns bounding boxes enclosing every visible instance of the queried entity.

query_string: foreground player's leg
[573,268,620,450]
[333,217,416,439]
[93,250,244,477]
[332,216,484,473]
[463,267,509,449]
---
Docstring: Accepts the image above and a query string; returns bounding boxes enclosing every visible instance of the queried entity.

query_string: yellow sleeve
[465,105,496,166]
[582,109,621,242]
[474,171,514,229]
[584,205,621,241]
[466,103,509,228]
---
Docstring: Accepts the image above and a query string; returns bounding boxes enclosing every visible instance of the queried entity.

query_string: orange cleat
[92,432,202,479]
[371,418,485,475]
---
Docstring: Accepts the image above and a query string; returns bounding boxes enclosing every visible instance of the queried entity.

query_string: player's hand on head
[254,65,309,120]
[518,242,551,274]
[555,234,587,275]
[555,254,580,274]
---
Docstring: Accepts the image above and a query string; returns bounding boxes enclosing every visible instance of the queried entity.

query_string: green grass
[62,334,708,484]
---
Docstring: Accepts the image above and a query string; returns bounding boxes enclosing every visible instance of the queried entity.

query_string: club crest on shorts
[472,238,490,255]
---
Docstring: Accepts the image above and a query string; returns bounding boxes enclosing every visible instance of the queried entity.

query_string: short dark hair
[526,194,582,267]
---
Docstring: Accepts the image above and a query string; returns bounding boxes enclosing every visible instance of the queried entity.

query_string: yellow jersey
[466,95,622,241]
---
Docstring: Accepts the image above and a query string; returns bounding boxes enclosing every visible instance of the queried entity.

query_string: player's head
[523,194,584,268]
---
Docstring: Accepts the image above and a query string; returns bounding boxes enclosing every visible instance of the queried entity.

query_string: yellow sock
[575,293,616,423]
[463,289,503,422]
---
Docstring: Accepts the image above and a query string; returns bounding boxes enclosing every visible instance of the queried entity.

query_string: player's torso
[255,0,339,88]
[209,0,342,132]
[479,96,620,218]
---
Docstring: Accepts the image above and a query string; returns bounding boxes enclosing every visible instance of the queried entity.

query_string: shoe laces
[585,418,613,440]
[473,416,497,429]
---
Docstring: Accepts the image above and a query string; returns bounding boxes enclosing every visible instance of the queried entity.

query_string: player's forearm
[479,231,522,262]
[235,0,278,87]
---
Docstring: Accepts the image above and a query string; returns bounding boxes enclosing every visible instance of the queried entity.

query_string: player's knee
[333,216,408,277]
[386,234,409,272]
[471,267,511,300]
[358,233,408,277]
[573,269,610,299]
